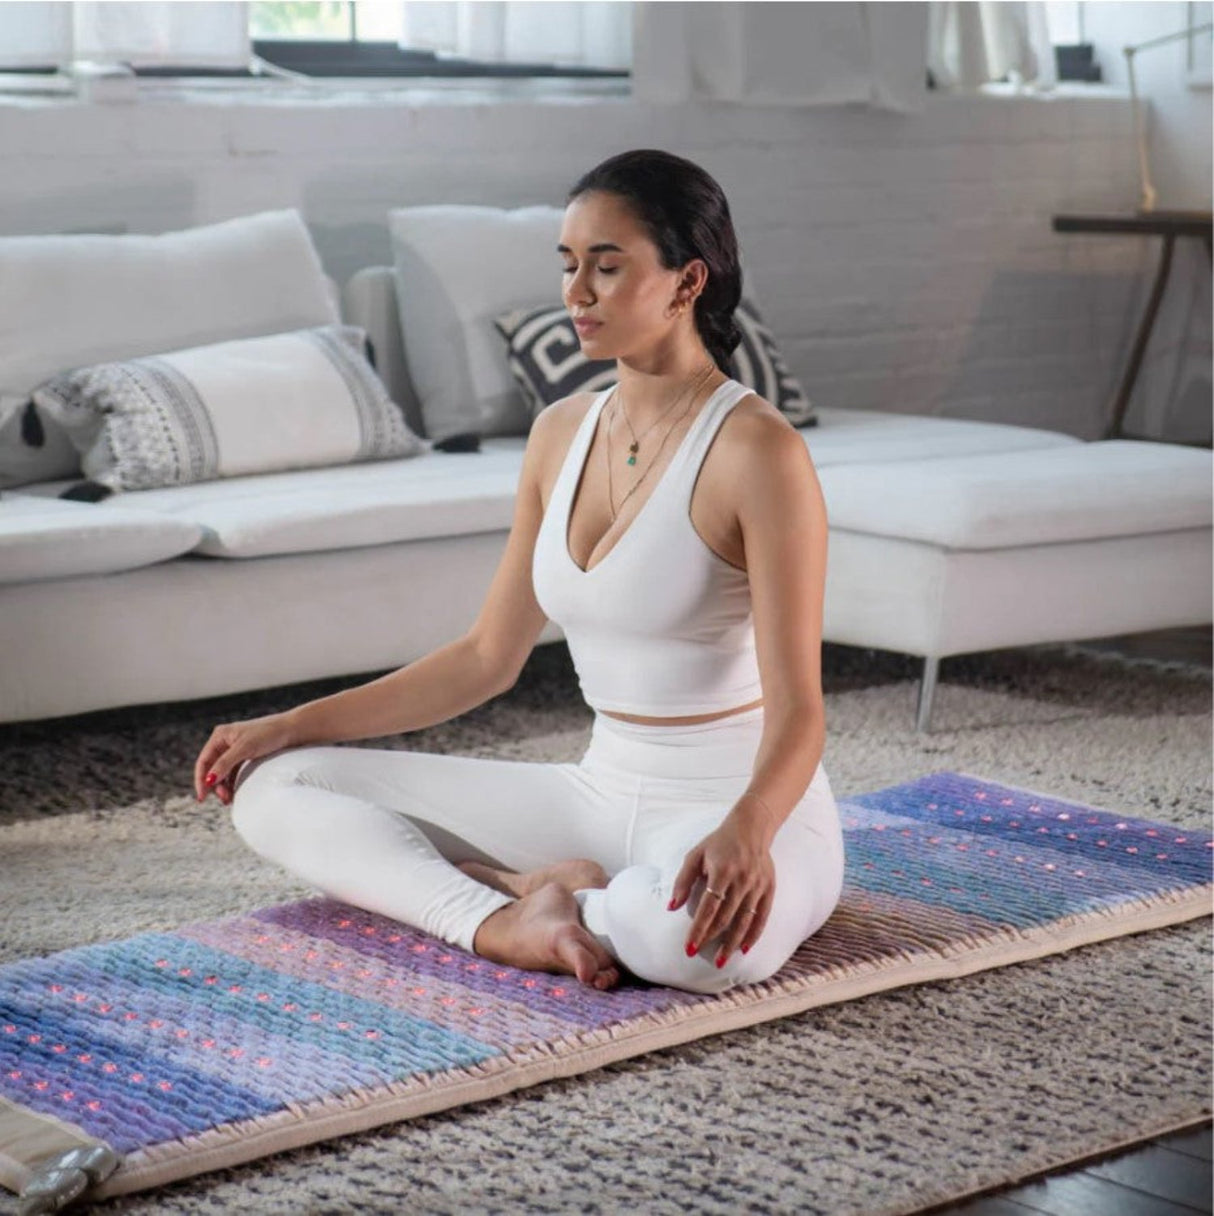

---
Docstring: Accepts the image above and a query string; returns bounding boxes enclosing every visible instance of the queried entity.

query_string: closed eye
[562,266,618,274]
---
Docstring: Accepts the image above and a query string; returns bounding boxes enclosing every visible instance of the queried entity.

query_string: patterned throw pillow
[492,296,817,427]
[0,396,81,493]
[33,325,429,497]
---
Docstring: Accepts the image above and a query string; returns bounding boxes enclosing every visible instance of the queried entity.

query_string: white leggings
[229,705,845,994]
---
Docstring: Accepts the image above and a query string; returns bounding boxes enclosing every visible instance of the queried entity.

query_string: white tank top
[532,377,763,716]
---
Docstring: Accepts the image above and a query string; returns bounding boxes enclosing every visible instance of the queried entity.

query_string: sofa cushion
[818,440,1213,549]
[0,209,340,490]
[0,496,203,584]
[805,407,1080,467]
[389,204,562,444]
[8,441,528,559]
[493,295,817,427]
[33,325,428,494]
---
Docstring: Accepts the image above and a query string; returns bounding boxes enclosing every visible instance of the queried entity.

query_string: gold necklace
[617,370,702,466]
[605,362,715,522]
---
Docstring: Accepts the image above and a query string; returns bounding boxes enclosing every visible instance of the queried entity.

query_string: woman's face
[558,190,702,360]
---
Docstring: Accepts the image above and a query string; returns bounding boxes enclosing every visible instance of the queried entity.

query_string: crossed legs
[230,744,626,988]
[229,737,844,995]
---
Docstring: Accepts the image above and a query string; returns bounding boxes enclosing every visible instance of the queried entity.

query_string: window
[248,1,632,79]
[0,1,632,80]
[1044,1,1083,46]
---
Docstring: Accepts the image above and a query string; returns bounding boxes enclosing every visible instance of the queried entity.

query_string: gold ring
[705,886,726,900]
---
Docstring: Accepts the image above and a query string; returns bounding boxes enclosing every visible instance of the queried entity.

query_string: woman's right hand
[193,712,299,806]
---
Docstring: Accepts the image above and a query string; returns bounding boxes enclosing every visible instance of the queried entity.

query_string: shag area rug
[0,640,1210,1215]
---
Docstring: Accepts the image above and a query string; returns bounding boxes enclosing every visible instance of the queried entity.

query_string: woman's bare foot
[458,858,609,900]
[472,882,620,990]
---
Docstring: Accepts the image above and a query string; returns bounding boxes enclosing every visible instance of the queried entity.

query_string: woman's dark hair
[566,149,743,375]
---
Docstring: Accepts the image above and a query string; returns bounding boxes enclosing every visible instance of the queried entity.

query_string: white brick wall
[1,81,1208,440]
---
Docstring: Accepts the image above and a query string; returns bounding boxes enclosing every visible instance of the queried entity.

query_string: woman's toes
[572,859,610,890]
[592,965,619,990]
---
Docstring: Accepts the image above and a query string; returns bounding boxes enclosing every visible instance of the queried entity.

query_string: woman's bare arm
[280,401,576,746]
[281,634,514,745]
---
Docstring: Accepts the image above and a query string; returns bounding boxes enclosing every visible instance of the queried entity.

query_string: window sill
[0,70,632,107]
[975,80,1129,98]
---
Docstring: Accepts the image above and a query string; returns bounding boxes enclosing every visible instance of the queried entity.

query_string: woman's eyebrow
[557,242,625,254]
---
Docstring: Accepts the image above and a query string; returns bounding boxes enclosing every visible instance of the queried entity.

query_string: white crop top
[532,377,763,716]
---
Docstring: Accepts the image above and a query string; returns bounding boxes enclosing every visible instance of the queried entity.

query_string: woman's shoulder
[724,384,804,454]
[528,388,600,445]
[728,380,783,420]
[522,390,603,494]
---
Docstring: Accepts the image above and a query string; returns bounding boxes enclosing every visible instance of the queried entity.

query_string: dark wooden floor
[926,623,1213,1216]
[926,1123,1212,1216]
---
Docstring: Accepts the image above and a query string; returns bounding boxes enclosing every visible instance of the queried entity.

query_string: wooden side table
[1051,209,1213,445]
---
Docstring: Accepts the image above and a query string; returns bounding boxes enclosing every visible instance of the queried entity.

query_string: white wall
[0,23,1209,442]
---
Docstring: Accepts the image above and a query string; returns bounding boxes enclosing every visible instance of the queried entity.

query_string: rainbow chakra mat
[1,771,1210,1209]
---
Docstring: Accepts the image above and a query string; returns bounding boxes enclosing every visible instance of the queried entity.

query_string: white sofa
[1,213,1209,731]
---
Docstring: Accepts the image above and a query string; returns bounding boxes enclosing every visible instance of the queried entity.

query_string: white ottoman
[817,440,1213,731]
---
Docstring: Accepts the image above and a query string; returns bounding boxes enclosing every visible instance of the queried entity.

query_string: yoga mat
[1,770,1210,1210]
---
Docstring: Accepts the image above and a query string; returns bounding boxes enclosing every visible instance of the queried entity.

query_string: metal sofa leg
[916,656,939,733]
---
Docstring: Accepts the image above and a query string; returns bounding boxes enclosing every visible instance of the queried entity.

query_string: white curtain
[0,1,250,70]
[630,2,930,114]
[926,1,1057,91]
[398,1,631,69]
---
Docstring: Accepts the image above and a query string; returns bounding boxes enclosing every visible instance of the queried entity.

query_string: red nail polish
[685,941,697,957]
[667,897,677,911]
[715,954,726,969]
[205,772,218,787]
[741,943,751,955]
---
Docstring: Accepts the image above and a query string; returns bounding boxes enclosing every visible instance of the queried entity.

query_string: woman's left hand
[669,811,776,968]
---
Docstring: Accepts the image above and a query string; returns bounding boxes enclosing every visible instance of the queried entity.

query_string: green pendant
[628,441,638,467]
[627,455,636,466]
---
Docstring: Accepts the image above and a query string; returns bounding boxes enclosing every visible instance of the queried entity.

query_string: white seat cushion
[8,440,528,559]
[819,440,1214,550]
[805,407,1080,467]
[0,496,203,583]
[7,408,1088,562]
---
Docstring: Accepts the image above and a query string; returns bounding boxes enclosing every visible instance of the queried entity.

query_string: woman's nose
[565,269,594,306]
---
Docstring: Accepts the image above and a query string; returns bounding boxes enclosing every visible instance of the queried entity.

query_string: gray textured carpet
[0,640,1210,1216]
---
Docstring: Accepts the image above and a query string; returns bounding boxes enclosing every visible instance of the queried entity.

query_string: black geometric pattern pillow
[492,296,816,427]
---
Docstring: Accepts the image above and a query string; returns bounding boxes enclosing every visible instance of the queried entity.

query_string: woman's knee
[595,866,777,994]
[228,746,325,847]
[600,854,845,995]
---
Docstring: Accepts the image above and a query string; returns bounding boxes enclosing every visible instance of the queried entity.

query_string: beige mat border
[2,771,1210,1206]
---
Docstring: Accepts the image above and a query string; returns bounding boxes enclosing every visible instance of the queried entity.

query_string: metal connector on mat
[18,1145,121,1215]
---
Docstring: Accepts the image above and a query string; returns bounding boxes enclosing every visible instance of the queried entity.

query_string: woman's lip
[574,319,602,332]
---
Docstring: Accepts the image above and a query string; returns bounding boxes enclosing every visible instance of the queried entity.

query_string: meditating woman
[193,148,844,995]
